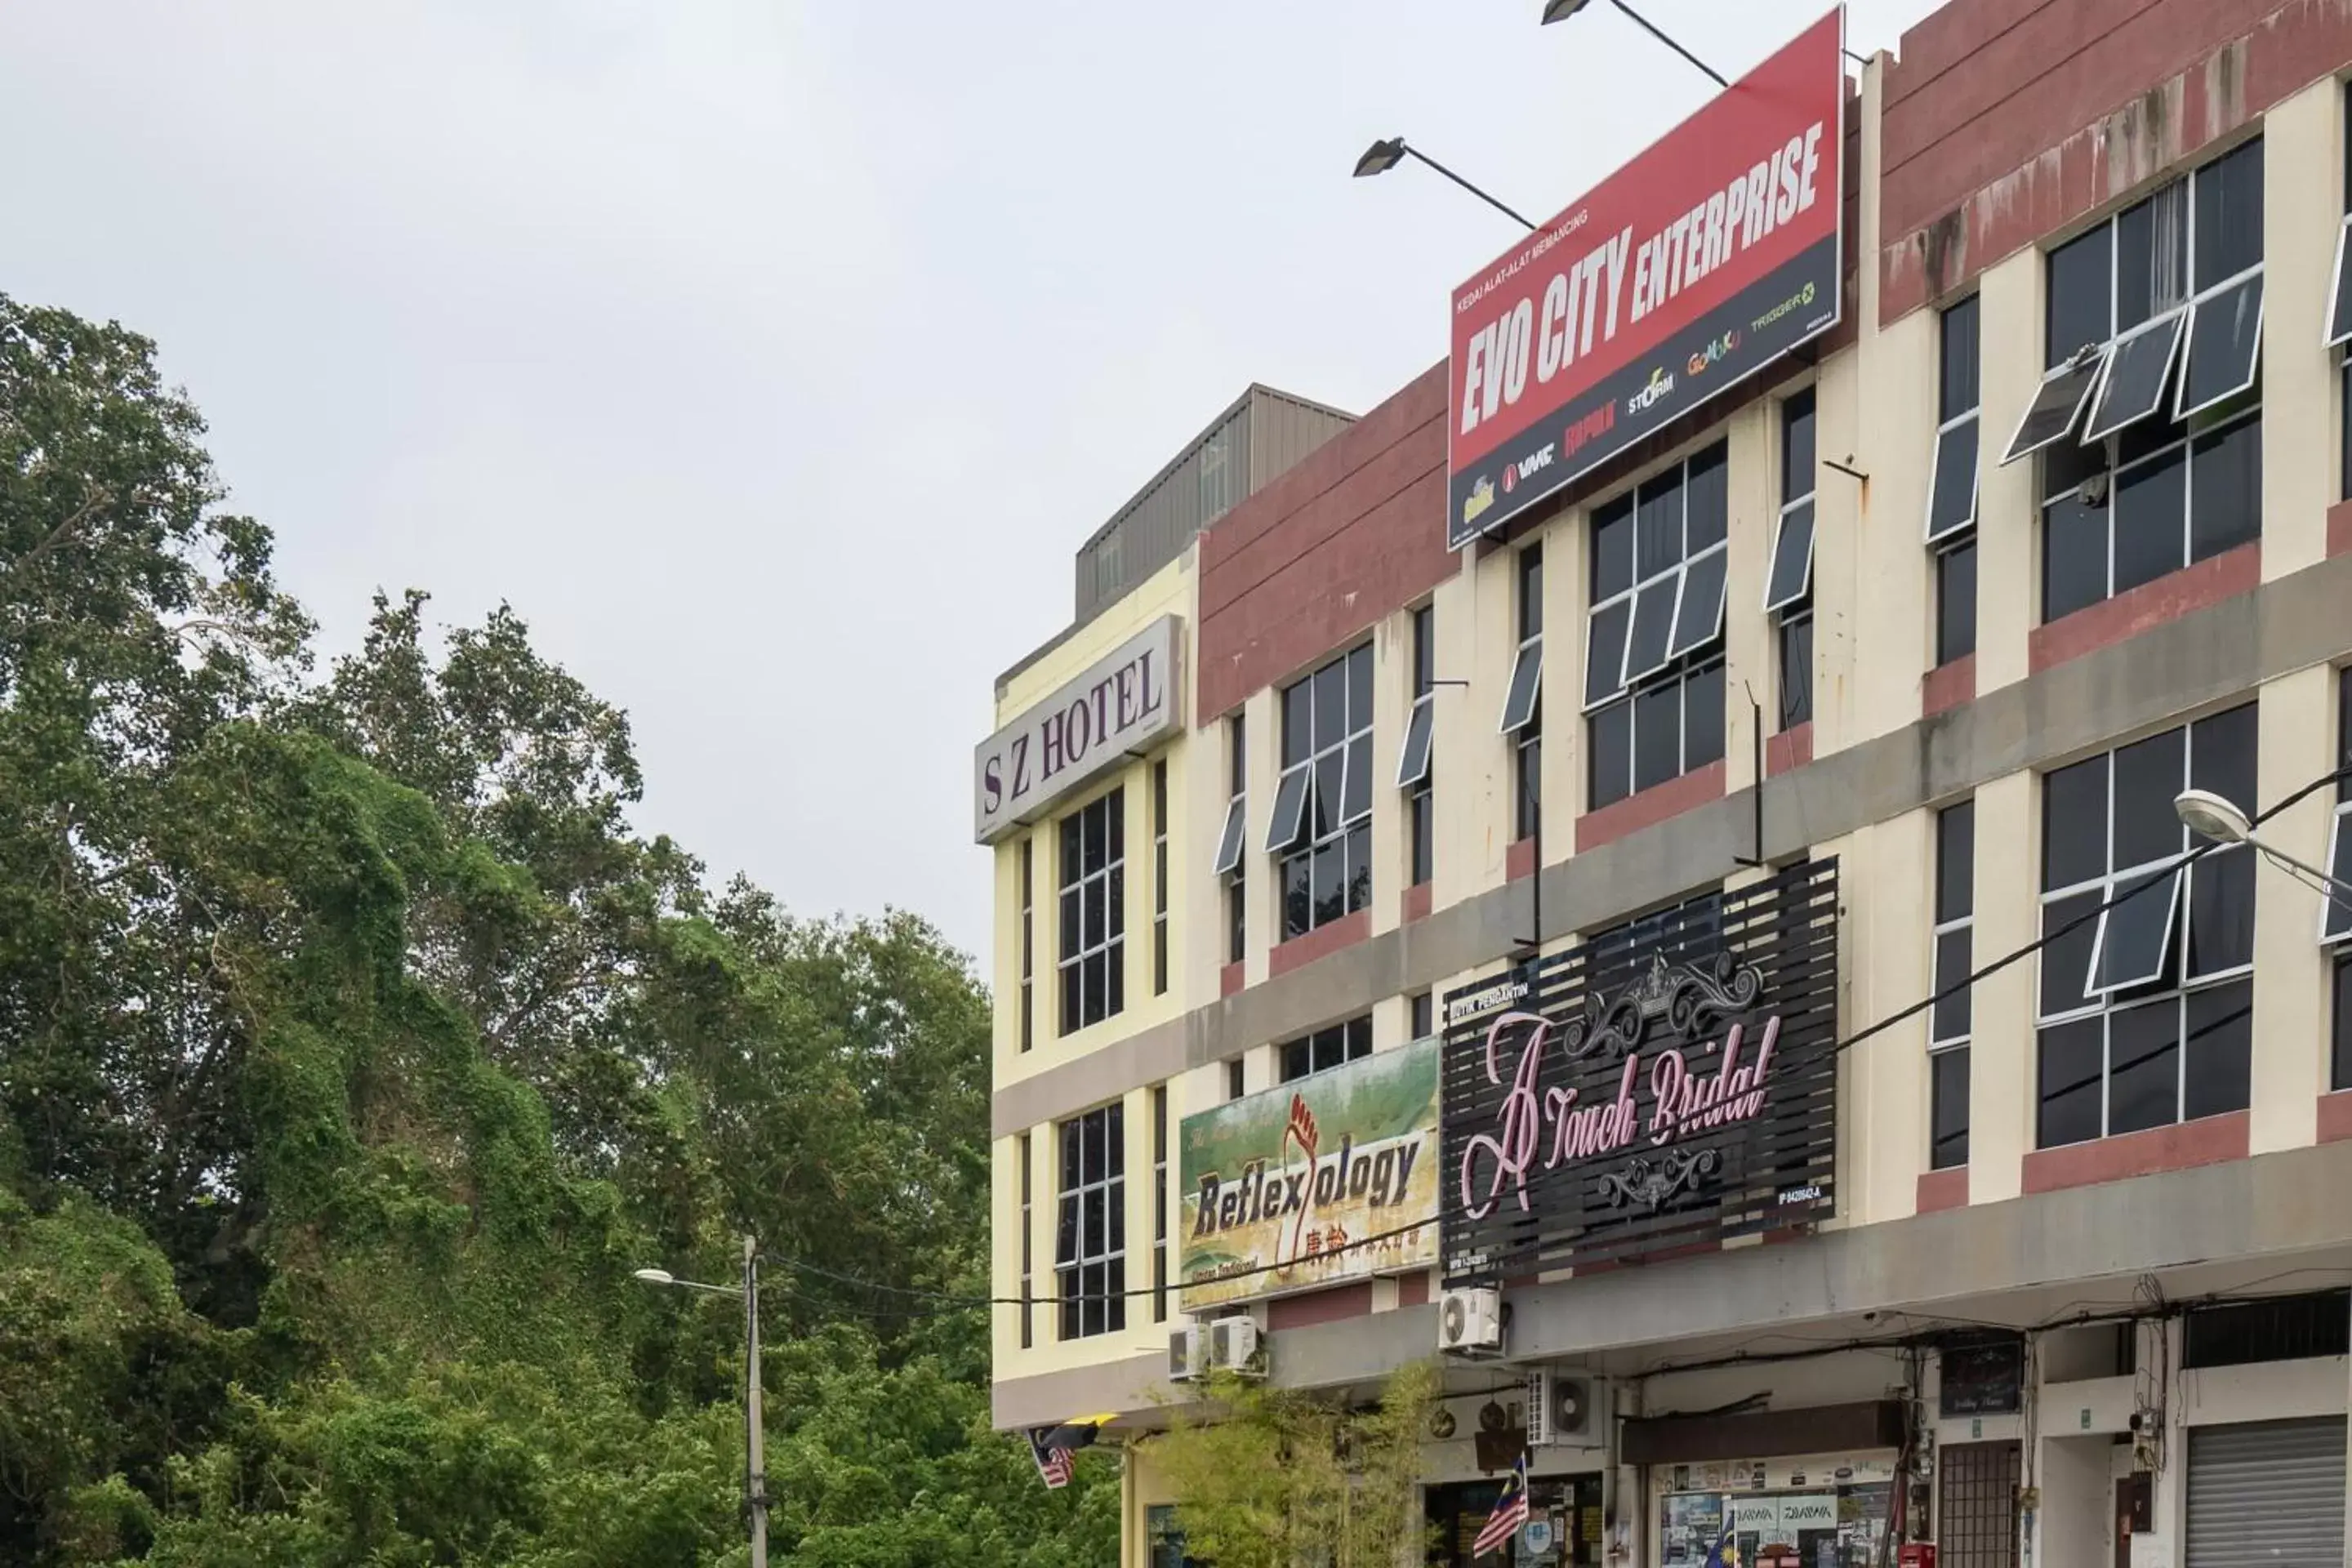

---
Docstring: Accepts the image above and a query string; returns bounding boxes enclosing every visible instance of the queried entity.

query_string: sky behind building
[0,0,1942,958]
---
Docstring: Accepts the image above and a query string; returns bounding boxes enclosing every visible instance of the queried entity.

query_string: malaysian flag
[1702,1526,1742,1568]
[1472,1455,1530,1557]
[1026,1426,1074,1490]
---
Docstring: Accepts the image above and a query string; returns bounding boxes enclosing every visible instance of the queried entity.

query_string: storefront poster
[1178,1037,1438,1308]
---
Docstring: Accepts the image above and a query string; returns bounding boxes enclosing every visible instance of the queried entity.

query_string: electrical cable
[759,762,2352,1315]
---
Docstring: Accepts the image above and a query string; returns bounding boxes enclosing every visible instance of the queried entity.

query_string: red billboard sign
[1446,9,1846,549]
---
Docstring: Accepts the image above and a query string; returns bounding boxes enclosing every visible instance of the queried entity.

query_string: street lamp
[635,1236,768,1568]
[1352,136,1538,232]
[1539,0,1730,89]
[2175,789,2352,909]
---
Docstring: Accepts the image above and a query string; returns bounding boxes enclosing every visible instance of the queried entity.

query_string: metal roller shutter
[2185,1419,2346,1568]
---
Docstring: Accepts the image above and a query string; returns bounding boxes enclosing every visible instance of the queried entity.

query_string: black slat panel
[1441,858,1841,1280]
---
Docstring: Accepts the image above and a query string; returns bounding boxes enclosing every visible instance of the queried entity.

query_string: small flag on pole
[1026,1426,1074,1489]
[1702,1524,1743,1568]
[1472,1454,1532,1557]
[1025,1414,1110,1490]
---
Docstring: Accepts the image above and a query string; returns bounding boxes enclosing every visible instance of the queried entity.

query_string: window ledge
[1401,880,1433,924]
[1576,759,1730,853]
[1267,908,1371,979]
[1220,960,1245,998]
[2028,541,2261,675]
[1507,835,1538,882]
[1916,1165,1970,1214]
[2317,1089,2352,1144]
[1922,653,1976,719]
[2021,1110,2249,1195]
[2328,499,2352,560]
[1766,720,1815,777]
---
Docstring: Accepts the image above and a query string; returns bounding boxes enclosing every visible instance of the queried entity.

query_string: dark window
[1279,1016,1372,1083]
[1056,1102,1125,1339]
[1939,1442,2021,1568]
[1223,716,1245,964]
[1589,444,1730,809]
[1771,391,1817,732]
[2035,706,2256,1147]
[1226,1058,1245,1101]
[2181,1290,2352,1369]
[1931,800,1976,1170]
[2025,140,2264,621]
[1058,790,1125,1035]
[1152,761,1169,996]
[1018,837,1035,1052]
[1151,1085,1168,1324]
[1930,298,1981,667]
[1584,890,1726,989]
[1410,991,1434,1039]
[1018,1132,1034,1349]
[1936,535,1978,666]
[1275,645,1374,942]
[1405,604,1435,888]
[1511,548,1544,842]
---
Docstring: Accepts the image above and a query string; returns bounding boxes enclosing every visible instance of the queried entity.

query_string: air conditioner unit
[1437,1286,1503,1356]
[1168,1324,1206,1383]
[1208,1316,1262,1375]
[1527,1368,1605,1445]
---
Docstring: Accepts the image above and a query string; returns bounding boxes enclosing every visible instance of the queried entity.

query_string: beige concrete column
[1811,350,1864,760]
[1969,768,2038,1203]
[1723,403,1780,792]
[2251,666,2336,1152]
[1975,248,2042,697]
[1848,808,1936,1226]
[1852,305,1938,742]
[2260,75,2341,581]
[1428,548,1486,915]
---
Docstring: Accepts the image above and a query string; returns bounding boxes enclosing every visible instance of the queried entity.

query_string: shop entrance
[1427,1472,1602,1568]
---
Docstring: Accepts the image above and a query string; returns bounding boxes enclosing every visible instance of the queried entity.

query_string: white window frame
[2319,800,2352,947]
[1276,644,1374,940]
[1058,789,1125,1036]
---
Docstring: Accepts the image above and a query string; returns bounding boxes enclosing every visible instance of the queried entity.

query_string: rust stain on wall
[2203,38,2249,140]
[1920,208,1968,304]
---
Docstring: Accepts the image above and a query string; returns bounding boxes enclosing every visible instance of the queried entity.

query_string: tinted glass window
[2047,226,2114,366]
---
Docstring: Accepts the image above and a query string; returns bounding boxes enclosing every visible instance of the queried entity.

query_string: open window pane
[1926,416,1979,543]
[2175,274,2264,421]
[1263,764,1309,853]
[1340,737,1371,825]
[2002,350,2106,465]
[1668,543,1728,659]
[1584,599,1633,710]
[2328,215,2352,350]
[2324,806,2352,945]
[1499,642,1544,734]
[1211,797,1246,877]
[1396,698,1433,789]
[1763,500,1816,612]
[1621,573,1681,685]
[2087,866,2184,994]
[2081,312,2185,442]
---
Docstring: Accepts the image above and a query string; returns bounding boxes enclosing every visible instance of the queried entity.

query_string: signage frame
[1439,858,1839,1280]
[973,613,1184,844]
[1178,1035,1441,1310]
[1445,8,1848,550]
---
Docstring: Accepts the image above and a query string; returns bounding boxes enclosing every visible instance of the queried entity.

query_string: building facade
[983,2,2352,1566]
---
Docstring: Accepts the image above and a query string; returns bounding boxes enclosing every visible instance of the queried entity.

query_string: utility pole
[743,1232,768,1568]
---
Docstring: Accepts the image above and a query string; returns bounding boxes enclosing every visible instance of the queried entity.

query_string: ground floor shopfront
[1117,1259,2352,1568]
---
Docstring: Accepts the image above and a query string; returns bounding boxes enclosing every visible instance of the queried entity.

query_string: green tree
[1148,1362,1439,1568]
[0,292,1115,1567]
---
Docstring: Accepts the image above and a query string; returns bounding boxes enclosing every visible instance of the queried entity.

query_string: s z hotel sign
[1439,859,1841,1276]
[973,616,1184,844]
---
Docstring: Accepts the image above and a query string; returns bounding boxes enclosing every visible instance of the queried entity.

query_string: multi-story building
[983,2,2352,1566]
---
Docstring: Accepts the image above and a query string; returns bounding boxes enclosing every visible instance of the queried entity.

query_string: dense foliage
[0,296,1116,1566]
[1147,1365,1437,1568]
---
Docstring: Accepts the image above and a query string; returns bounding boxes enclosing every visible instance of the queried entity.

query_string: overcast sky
[1,0,1944,962]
